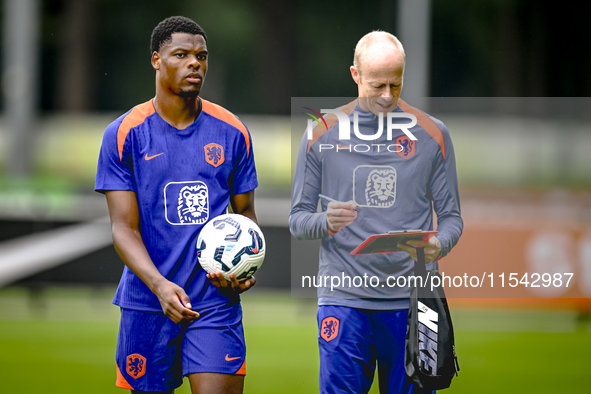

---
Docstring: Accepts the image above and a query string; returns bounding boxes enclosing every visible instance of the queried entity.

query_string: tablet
[350,230,438,255]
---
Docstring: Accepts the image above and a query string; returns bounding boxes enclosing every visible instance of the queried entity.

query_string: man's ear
[350,65,360,85]
[151,51,161,71]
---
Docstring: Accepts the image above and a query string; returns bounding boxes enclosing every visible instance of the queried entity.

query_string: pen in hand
[318,194,359,212]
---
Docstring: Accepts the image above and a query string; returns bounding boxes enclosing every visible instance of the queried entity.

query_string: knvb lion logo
[204,143,225,168]
[320,316,340,342]
[395,135,416,159]
[126,354,146,379]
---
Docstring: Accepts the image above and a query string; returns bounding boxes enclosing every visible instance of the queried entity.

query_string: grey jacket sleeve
[428,121,463,257]
[289,133,330,240]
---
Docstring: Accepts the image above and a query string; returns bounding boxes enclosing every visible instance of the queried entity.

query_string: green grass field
[0,286,590,393]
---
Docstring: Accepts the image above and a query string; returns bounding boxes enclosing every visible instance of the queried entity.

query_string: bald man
[290,31,463,393]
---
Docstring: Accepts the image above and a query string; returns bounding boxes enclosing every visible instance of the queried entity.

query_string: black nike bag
[405,247,459,390]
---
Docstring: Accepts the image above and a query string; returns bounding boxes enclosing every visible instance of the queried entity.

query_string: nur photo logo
[303,107,418,141]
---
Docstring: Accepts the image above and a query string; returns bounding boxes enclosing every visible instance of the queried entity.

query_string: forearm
[430,127,463,258]
[290,130,330,240]
[435,214,463,258]
[111,223,167,293]
[289,209,329,240]
[238,208,257,225]
[230,190,258,225]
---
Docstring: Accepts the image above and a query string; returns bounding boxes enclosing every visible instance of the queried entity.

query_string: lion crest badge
[320,316,340,342]
[126,354,146,379]
[395,135,416,159]
[204,143,224,168]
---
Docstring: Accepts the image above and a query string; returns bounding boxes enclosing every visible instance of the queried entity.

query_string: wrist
[148,275,169,295]
[327,222,339,236]
[328,227,339,236]
[326,217,337,232]
[324,212,339,235]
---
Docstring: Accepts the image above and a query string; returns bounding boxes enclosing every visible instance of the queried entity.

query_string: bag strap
[415,247,427,280]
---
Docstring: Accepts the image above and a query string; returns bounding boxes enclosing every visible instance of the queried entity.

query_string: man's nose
[188,55,200,68]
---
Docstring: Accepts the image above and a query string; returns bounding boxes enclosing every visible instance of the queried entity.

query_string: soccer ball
[197,213,265,281]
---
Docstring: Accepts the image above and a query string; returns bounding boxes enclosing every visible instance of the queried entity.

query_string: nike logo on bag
[145,152,164,161]
[225,354,241,361]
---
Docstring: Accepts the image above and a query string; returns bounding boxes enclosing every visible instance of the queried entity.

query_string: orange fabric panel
[306,99,358,153]
[398,99,446,161]
[116,364,135,390]
[235,359,246,376]
[117,100,156,162]
[201,99,251,157]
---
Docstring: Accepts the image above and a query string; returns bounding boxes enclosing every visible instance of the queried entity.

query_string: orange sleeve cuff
[328,228,339,236]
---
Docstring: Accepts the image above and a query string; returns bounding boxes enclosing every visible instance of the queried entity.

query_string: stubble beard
[179,88,200,99]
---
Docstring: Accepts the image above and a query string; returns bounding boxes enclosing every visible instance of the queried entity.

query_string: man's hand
[397,236,442,263]
[326,200,358,233]
[153,278,200,324]
[207,271,256,295]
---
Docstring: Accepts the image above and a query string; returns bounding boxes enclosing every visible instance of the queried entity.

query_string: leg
[182,302,246,392]
[318,306,376,394]
[115,308,184,392]
[373,310,435,394]
[187,372,244,394]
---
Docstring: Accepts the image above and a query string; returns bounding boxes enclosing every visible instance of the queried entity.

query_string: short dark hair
[150,16,207,54]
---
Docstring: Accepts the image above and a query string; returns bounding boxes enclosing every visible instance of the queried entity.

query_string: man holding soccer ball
[95,16,258,394]
[290,31,463,393]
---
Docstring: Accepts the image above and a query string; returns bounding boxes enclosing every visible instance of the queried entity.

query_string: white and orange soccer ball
[197,213,265,281]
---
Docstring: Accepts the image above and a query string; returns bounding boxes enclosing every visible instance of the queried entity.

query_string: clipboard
[350,230,438,255]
